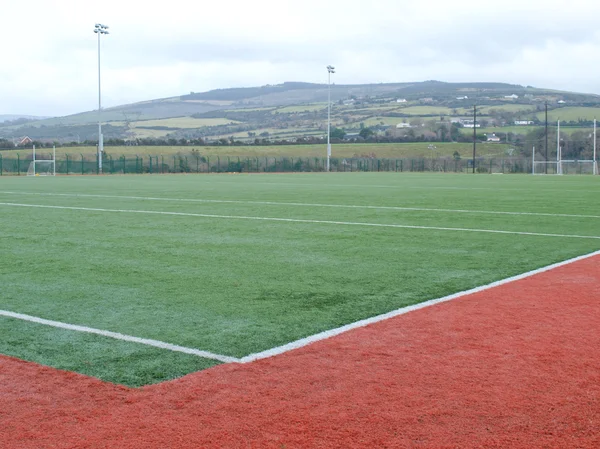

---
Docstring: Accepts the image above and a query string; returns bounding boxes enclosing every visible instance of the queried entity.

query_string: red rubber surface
[1,256,599,448]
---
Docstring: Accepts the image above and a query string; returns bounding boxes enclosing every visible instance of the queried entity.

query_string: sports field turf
[0,173,598,386]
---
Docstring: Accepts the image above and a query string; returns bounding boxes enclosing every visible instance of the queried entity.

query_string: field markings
[240,249,600,363]
[1,201,600,240]
[205,180,596,194]
[2,250,599,365]
[0,310,239,364]
[0,191,598,219]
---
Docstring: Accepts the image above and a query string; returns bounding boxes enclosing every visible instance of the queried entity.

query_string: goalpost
[26,145,56,176]
[532,146,558,175]
[559,160,598,175]
[533,120,599,175]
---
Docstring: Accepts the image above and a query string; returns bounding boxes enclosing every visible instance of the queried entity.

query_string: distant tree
[409,118,424,128]
[359,127,374,139]
[450,123,462,141]
[330,127,346,139]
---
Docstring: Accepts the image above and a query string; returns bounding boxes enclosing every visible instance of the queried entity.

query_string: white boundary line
[0,310,239,364]
[1,250,599,365]
[1,202,599,240]
[239,249,600,362]
[0,191,598,219]
[203,180,596,194]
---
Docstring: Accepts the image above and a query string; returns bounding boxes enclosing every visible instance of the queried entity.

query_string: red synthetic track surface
[1,256,599,448]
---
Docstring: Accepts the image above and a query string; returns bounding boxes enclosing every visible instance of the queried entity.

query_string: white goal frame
[558,159,598,176]
[27,145,56,176]
[532,145,598,175]
[531,146,558,175]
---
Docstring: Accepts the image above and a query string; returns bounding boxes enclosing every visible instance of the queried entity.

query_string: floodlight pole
[472,104,476,173]
[557,120,561,175]
[593,118,597,174]
[545,101,548,174]
[326,65,335,172]
[94,23,109,174]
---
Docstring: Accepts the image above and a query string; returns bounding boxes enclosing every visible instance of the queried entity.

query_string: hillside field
[1,142,513,159]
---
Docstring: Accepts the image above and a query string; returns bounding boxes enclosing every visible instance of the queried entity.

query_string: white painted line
[2,250,599,366]
[1,202,599,240]
[0,310,239,364]
[204,180,595,194]
[239,249,600,363]
[0,191,597,219]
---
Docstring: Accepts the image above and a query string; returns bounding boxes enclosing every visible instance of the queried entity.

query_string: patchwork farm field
[0,142,513,159]
[0,172,599,387]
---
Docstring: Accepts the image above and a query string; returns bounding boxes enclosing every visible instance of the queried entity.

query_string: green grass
[1,174,599,387]
[274,103,327,113]
[478,104,537,114]
[360,117,415,127]
[395,106,455,115]
[131,117,241,129]
[460,126,594,137]
[537,107,600,122]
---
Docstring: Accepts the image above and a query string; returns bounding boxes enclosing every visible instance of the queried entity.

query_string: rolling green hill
[1,80,599,149]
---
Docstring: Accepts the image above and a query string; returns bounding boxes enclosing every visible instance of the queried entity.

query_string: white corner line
[0,310,239,364]
[238,249,600,363]
[2,250,599,367]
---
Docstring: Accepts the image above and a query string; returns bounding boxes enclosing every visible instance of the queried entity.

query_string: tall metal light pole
[544,101,548,174]
[326,65,335,172]
[94,23,109,174]
[472,104,477,173]
[594,119,598,175]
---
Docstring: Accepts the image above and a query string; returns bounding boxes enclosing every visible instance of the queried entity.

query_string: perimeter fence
[0,153,555,175]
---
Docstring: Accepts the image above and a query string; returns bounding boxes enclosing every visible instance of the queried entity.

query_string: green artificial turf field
[1,173,598,386]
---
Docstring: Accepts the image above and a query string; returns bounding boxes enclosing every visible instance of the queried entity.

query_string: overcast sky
[2,0,600,117]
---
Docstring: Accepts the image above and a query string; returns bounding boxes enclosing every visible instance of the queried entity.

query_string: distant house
[13,136,33,147]
[343,99,356,105]
[557,100,566,104]
[396,98,407,103]
[514,120,534,125]
[504,94,519,99]
[456,96,468,100]
[461,120,480,128]
[486,133,501,143]
[396,122,411,128]
[419,97,434,103]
